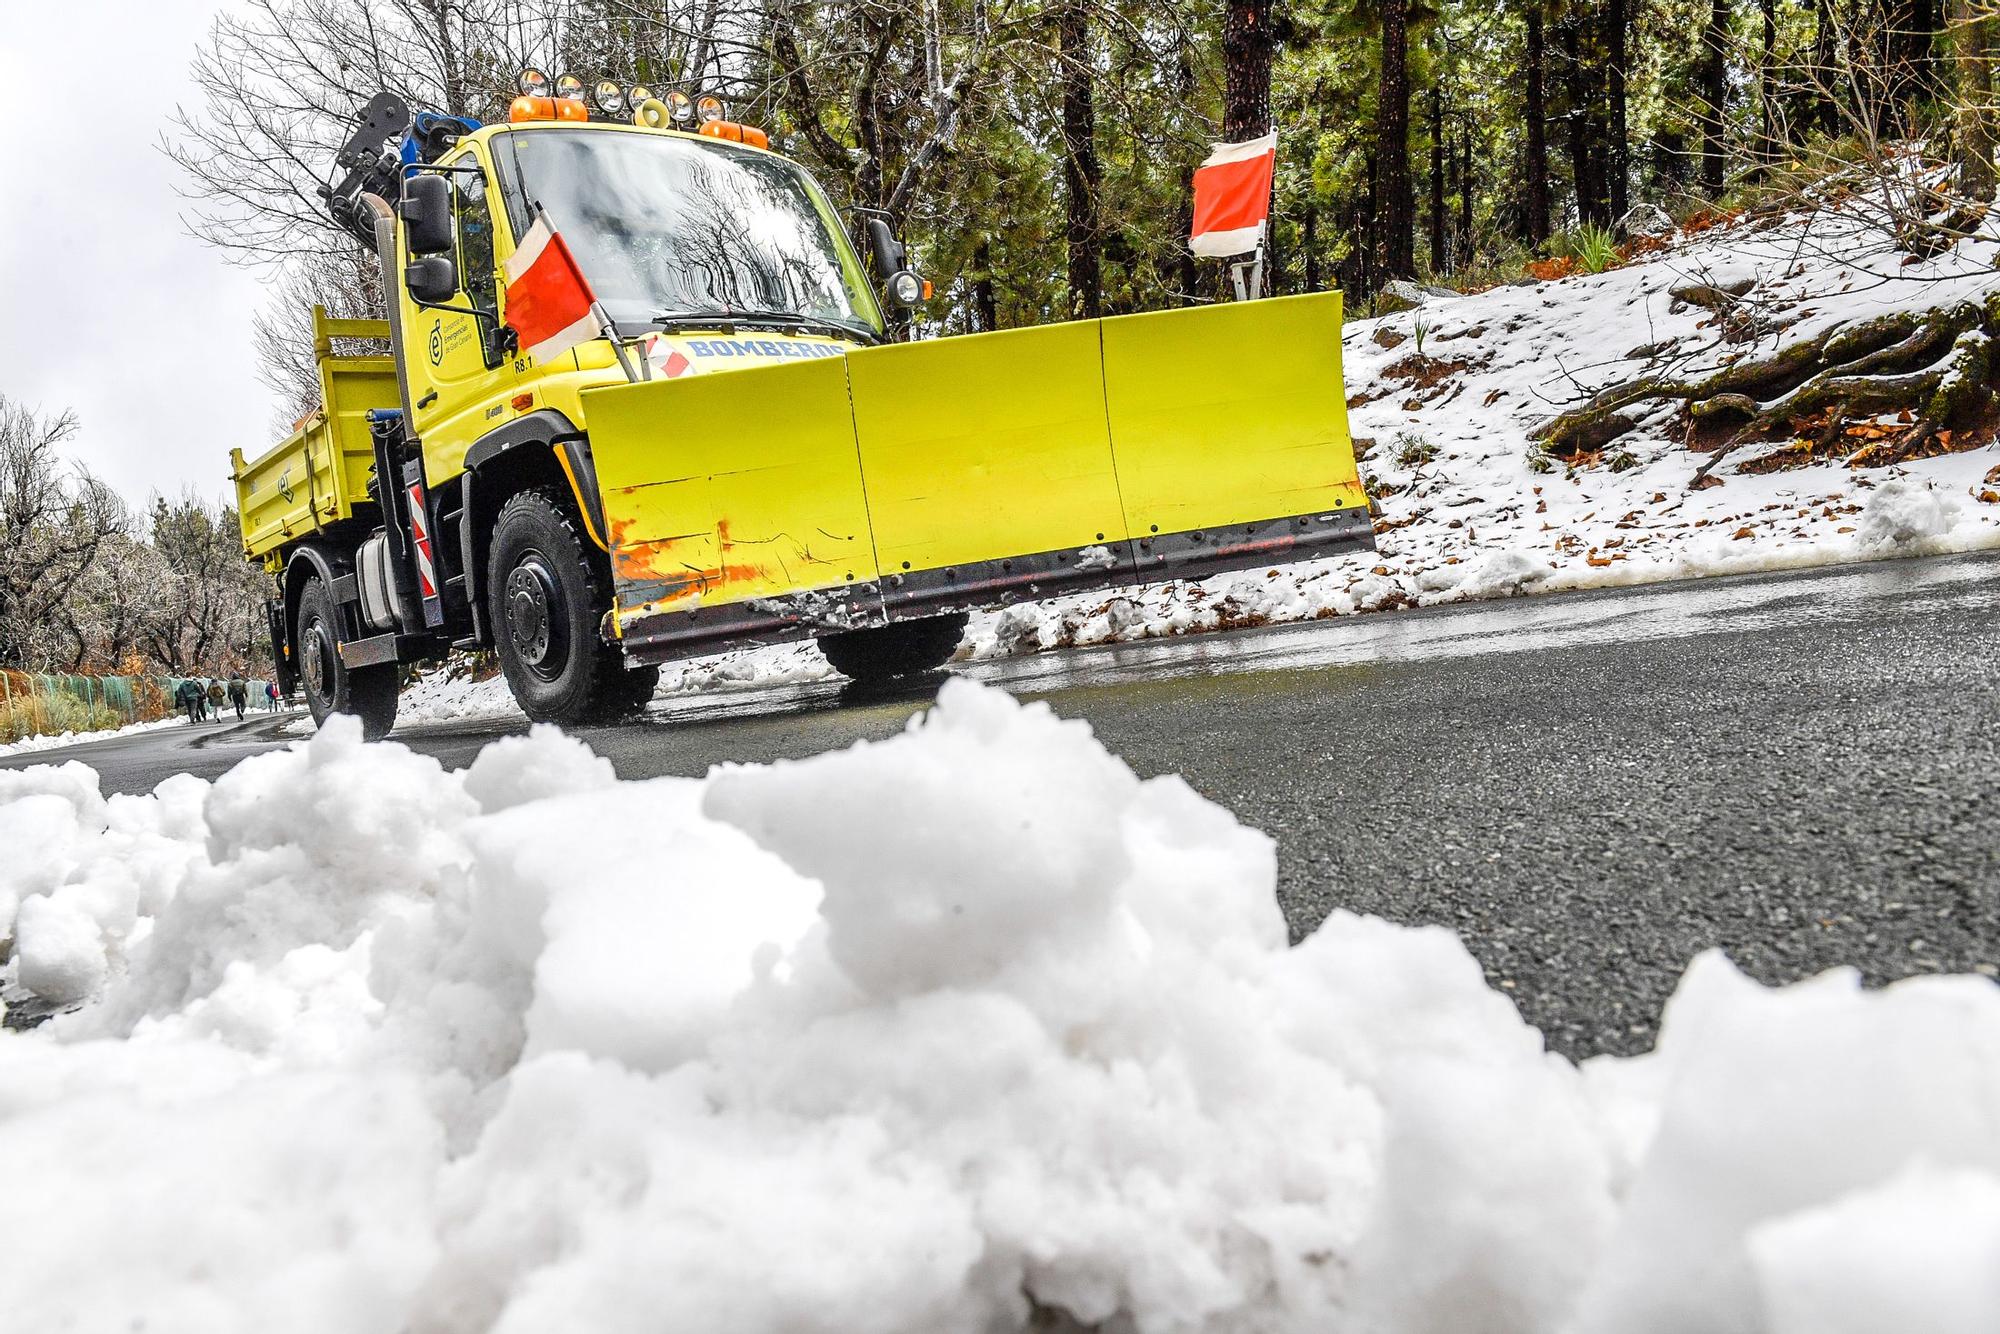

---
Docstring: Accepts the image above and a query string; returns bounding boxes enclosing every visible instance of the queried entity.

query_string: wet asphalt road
[8,550,1997,1058]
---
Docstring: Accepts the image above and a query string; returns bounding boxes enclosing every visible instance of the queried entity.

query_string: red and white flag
[503,211,604,361]
[1189,131,1277,258]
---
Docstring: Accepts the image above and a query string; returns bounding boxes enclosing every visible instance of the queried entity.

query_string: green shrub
[0,693,124,744]
[1394,431,1438,468]
[1567,222,1621,274]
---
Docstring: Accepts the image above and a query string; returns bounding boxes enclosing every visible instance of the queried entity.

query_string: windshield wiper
[649,308,880,344]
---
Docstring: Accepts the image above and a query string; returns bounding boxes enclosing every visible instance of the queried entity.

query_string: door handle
[416,390,439,409]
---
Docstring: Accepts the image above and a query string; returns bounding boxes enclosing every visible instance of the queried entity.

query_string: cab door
[401,145,511,481]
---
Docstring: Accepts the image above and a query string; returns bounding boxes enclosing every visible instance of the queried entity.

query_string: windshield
[497,128,880,340]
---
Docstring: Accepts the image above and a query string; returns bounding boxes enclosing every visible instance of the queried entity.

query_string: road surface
[8,550,1996,1057]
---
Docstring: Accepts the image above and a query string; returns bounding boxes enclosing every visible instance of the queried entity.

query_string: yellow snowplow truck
[233,89,1370,738]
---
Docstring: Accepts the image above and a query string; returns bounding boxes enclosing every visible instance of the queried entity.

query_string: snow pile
[1856,476,1965,552]
[3,681,1998,1332]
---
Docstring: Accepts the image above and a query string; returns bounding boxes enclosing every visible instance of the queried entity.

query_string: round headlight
[665,90,695,125]
[554,73,585,102]
[696,95,724,124]
[628,84,655,107]
[592,79,625,113]
[518,68,551,98]
[889,271,925,306]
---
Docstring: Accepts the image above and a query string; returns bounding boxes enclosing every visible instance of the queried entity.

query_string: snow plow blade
[585,290,1371,665]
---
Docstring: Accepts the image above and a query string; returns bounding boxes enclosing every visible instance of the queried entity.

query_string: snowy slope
[382,201,2000,729]
[967,199,2000,657]
[3,682,1998,1332]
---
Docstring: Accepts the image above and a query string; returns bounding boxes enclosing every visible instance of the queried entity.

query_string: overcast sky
[1,2,271,508]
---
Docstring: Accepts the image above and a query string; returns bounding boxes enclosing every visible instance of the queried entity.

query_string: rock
[1507,275,1540,287]
[1670,275,1755,307]
[1421,284,1461,299]
[1626,340,1670,360]
[1375,279,1431,313]
[1618,203,1675,237]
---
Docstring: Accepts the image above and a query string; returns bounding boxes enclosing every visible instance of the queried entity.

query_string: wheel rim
[301,613,336,703]
[505,548,570,683]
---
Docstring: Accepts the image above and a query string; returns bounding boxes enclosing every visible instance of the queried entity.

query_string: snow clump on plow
[3,681,1999,1333]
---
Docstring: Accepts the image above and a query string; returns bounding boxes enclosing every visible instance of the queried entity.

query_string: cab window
[455,167,503,365]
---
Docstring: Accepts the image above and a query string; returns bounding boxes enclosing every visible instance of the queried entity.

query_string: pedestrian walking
[175,678,203,724]
[265,681,279,712]
[207,679,226,719]
[228,674,249,720]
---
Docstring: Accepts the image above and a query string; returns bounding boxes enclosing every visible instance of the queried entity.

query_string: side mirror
[864,216,928,310]
[401,174,454,256]
[865,217,905,277]
[406,256,458,304]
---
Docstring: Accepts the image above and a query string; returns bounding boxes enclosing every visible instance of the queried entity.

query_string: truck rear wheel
[489,488,654,724]
[295,575,400,740]
[817,614,968,682]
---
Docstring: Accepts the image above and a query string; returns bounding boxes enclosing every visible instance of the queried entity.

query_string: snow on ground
[3,681,1997,1332]
[0,714,189,759]
[969,198,2000,658]
[386,197,2000,728]
[386,641,840,729]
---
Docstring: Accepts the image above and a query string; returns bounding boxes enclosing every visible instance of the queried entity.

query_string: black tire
[592,660,662,719]
[816,613,969,681]
[294,575,400,740]
[488,488,643,724]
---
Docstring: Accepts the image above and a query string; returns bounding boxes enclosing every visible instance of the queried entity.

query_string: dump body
[231,311,399,563]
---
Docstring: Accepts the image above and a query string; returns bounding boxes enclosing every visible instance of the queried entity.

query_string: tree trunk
[1303,204,1321,289]
[1173,46,1202,303]
[1811,0,1839,135]
[1058,2,1101,318]
[1562,18,1607,224]
[1459,114,1475,260]
[1360,154,1380,298]
[972,239,998,331]
[1223,0,1275,140]
[1378,0,1417,278]
[1430,82,1448,273]
[1761,0,1779,158]
[1525,1,1551,245]
[1700,0,1730,195]
[1957,0,1998,201]
[1608,0,1631,220]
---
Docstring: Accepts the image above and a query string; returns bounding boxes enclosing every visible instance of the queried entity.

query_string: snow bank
[3,681,1996,1332]
[0,713,187,758]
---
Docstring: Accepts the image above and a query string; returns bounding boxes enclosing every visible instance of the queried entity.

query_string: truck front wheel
[817,614,968,682]
[295,575,400,740]
[488,489,656,724]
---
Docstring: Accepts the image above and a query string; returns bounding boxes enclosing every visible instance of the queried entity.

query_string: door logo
[428,321,444,366]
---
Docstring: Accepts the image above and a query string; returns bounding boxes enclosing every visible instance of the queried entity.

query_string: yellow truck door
[403,147,512,481]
